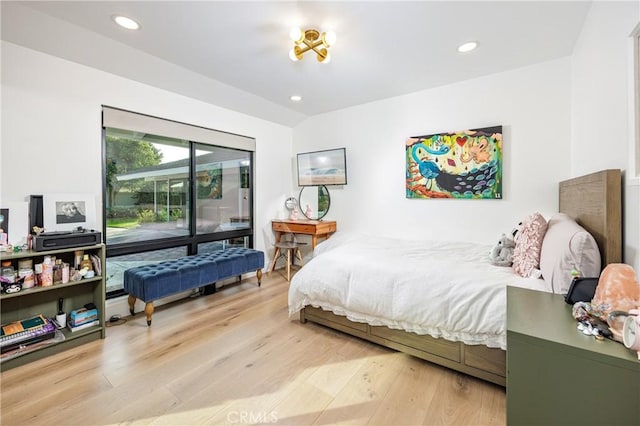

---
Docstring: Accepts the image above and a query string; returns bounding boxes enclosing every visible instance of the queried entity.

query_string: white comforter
[288,232,549,349]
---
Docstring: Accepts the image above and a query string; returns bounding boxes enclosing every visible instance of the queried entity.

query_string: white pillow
[539,213,601,294]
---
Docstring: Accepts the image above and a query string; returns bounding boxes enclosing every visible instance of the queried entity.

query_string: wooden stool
[269,240,305,282]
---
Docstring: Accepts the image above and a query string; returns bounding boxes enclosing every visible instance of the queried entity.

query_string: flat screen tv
[297,148,347,186]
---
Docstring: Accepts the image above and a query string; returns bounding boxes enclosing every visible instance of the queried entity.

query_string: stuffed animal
[489,233,516,267]
[511,221,523,242]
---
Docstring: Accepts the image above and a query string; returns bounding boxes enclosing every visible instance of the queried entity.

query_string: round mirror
[299,185,330,220]
[284,196,297,211]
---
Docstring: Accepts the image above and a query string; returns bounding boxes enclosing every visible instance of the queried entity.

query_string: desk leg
[270,231,282,275]
[269,247,281,273]
[311,235,318,249]
[295,247,303,265]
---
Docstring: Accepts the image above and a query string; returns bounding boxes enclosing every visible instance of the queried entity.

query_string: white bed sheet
[288,232,551,350]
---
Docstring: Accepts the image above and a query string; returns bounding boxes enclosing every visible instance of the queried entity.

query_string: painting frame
[196,163,223,199]
[240,165,250,189]
[43,193,96,232]
[405,125,503,199]
[297,148,347,186]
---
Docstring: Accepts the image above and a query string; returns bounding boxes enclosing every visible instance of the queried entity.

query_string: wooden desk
[271,219,337,249]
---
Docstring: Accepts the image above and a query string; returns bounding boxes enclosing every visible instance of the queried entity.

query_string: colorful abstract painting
[197,165,223,199]
[406,125,502,199]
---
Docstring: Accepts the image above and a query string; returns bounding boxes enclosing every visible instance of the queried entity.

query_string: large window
[106,129,191,244]
[102,107,255,296]
[194,143,251,235]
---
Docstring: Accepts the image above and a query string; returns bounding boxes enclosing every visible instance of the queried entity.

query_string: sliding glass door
[105,129,191,244]
[102,107,255,297]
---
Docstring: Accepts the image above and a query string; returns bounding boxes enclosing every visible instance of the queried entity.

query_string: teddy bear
[489,233,516,267]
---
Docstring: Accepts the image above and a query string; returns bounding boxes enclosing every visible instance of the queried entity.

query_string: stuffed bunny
[489,233,516,267]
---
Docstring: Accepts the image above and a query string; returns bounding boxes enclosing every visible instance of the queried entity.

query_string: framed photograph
[0,208,8,243]
[43,193,96,232]
[296,148,347,186]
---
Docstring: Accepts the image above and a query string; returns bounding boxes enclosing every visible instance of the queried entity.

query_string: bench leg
[256,269,262,287]
[128,294,136,316]
[145,302,154,326]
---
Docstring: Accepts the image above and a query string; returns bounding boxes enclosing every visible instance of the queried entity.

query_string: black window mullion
[189,142,197,255]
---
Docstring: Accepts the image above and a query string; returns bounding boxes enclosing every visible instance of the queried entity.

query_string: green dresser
[507,286,640,426]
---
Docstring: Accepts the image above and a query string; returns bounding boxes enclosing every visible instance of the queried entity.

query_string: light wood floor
[0,273,506,426]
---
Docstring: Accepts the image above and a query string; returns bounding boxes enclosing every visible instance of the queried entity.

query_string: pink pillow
[512,212,548,277]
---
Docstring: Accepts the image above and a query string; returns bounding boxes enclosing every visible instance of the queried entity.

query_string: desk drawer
[316,222,336,233]
[272,222,289,232]
[272,222,316,234]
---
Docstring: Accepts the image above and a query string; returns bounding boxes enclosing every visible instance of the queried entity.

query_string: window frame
[101,108,255,299]
[632,23,640,181]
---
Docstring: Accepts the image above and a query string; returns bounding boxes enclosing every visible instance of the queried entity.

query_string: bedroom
[1,1,639,425]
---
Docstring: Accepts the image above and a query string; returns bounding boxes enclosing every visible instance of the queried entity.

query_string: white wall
[570,1,639,270]
[293,58,573,245]
[2,0,638,298]
[292,1,640,270]
[0,41,293,256]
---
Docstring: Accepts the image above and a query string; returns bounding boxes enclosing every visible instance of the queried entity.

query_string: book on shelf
[67,319,99,333]
[69,315,98,328]
[1,314,48,337]
[1,315,56,353]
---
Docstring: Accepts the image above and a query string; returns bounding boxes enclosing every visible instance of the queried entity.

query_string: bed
[288,169,622,386]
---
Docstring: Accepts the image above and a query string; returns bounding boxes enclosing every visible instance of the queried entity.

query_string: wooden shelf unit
[0,244,106,370]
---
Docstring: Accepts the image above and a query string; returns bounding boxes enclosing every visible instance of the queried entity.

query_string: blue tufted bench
[124,248,264,325]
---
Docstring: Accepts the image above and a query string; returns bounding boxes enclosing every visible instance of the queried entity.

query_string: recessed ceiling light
[290,95,302,102]
[112,15,140,30]
[457,41,478,53]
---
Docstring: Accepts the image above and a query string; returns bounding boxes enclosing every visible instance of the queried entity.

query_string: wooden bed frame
[299,169,622,387]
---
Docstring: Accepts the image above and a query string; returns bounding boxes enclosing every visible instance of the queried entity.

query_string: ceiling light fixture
[457,41,478,53]
[289,27,336,63]
[290,95,302,102]
[112,15,140,30]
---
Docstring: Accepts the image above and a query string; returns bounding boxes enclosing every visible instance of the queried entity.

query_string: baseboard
[106,290,193,320]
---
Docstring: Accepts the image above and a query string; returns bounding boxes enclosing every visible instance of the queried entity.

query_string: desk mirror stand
[284,196,297,211]
[299,185,330,220]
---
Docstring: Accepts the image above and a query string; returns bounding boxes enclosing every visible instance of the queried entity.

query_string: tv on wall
[297,148,347,186]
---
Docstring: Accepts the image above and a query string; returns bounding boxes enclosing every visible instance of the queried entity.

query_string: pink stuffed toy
[592,263,640,316]
[591,263,640,345]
